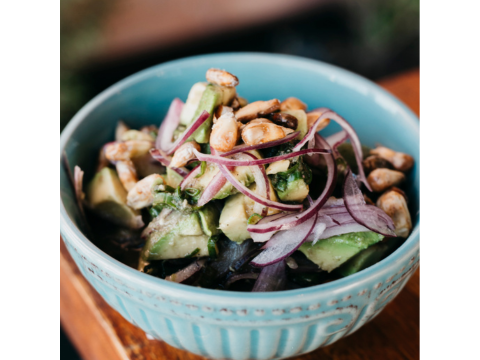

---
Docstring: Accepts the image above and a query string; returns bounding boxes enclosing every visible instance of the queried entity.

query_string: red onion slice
[237,152,270,216]
[165,259,206,283]
[250,213,292,243]
[225,273,260,287]
[193,148,329,167]
[219,131,300,157]
[293,108,330,151]
[179,164,202,190]
[309,221,370,243]
[156,98,184,151]
[252,260,287,292]
[326,130,348,154]
[211,150,303,211]
[197,170,227,206]
[250,211,318,267]
[73,165,86,218]
[309,108,371,191]
[165,110,210,155]
[247,134,336,234]
[343,168,396,236]
[150,148,190,177]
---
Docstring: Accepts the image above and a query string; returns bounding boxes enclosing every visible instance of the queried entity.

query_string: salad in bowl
[70,68,414,293]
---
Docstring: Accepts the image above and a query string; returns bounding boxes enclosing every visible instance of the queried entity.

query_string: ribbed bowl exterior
[61,225,419,360]
[60,53,420,360]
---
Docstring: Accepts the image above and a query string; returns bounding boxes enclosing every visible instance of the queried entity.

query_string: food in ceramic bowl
[60,53,419,360]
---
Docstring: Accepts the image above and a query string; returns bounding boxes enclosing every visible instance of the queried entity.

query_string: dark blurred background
[60,0,418,358]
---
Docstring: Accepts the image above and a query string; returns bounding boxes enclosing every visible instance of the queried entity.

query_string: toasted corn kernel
[241,119,286,145]
[367,168,405,192]
[127,174,163,209]
[121,130,155,142]
[235,99,280,122]
[307,112,330,132]
[210,113,239,152]
[377,190,412,238]
[170,141,201,168]
[269,113,298,129]
[370,146,414,172]
[280,97,307,112]
[105,140,153,161]
[206,68,239,87]
[362,155,394,174]
[116,160,138,191]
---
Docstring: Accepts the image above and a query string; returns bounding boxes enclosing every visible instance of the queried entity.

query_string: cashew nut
[376,190,412,238]
[210,113,239,152]
[206,68,239,87]
[170,141,201,168]
[116,160,138,191]
[280,97,307,112]
[241,118,286,145]
[235,99,280,122]
[127,174,164,209]
[367,168,405,192]
[370,146,414,172]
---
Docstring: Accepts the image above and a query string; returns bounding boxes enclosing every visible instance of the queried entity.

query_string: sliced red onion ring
[225,273,259,287]
[252,260,287,292]
[165,259,206,283]
[326,130,348,154]
[309,108,371,191]
[156,98,184,151]
[197,170,227,206]
[165,110,210,155]
[219,131,300,157]
[308,221,370,243]
[250,211,318,267]
[150,148,190,177]
[247,134,336,234]
[193,148,329,167]
[293,108,330,151]
[73,165,86,219]
[179,164,202,190]
[212,151,303,212]
[237,152,270,216]
[250,213,292,243]
[218,169,301,211]
[343,168,396,236]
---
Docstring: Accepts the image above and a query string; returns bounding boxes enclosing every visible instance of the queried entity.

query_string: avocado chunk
[219,193,251,242]
[190,84,223,143]
[86,168,143,229]
[299,231,384,272]
[180,82,208,126]
[141,204,220,260]
[198,203,221,237]
[277,178,309,202]
[336,243,388,277]
[219,182,279,243]
[284,109,308,139]
[166,167,184,188]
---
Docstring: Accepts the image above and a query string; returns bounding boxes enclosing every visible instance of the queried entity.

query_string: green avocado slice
[190,84,223,143]
[299,231,384,272]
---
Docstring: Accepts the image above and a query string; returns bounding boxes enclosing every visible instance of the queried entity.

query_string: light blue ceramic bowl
[60,53,419,360]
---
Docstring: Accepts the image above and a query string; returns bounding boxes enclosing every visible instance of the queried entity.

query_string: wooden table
[61,69,420,360]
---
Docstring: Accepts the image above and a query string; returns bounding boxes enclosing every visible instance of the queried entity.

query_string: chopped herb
[247,213,264,225]
[185,188,201,197]
[208,236,218,259]
[195,161,207,178]
[184,248,201,258]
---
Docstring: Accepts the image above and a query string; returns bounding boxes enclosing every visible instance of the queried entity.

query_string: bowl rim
[60,52,419,302]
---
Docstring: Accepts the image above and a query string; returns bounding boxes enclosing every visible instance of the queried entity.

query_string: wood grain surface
[60,69,420,360]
